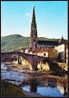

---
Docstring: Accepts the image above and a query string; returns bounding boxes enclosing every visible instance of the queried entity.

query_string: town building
[55,38,68,63]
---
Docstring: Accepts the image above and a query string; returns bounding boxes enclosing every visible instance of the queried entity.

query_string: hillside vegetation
[1,34,58,52]
[1,34,30,52]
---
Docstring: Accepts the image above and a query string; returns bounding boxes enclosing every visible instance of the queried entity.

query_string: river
[1,63,68,97]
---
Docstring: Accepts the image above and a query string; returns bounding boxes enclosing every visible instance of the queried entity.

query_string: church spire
[32,7,37,28]
[33,7,35,18]
[30,7,37,50]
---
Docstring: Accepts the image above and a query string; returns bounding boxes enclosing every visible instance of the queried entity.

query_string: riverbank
[1,80,25,96]
[1,80,43,97]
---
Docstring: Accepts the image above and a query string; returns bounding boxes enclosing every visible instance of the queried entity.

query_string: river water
[1,63,67,97]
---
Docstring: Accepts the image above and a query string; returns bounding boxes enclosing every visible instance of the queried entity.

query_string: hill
[1,34,30,52]
[1,34,59,52]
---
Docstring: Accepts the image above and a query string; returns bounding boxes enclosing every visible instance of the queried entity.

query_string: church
[29,7,68,63]
[30,7,63,50]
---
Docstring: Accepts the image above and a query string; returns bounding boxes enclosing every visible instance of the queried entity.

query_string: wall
[55,44,65,62]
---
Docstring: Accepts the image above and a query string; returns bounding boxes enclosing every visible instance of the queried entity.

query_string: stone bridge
[17,52,53,70]
[1,52,63,71]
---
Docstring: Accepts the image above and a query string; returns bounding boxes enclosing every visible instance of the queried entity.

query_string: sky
[1,1,68,39]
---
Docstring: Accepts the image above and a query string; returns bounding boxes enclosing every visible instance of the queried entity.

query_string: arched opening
[44,53,46,56]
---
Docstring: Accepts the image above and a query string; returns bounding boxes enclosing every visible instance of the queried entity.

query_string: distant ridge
[1,34,59,52]
[1,34,30,52]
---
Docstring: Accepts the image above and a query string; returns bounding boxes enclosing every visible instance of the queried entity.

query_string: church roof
[37,40,59,46]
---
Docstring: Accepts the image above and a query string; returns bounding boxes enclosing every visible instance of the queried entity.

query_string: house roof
[32,48,49,53]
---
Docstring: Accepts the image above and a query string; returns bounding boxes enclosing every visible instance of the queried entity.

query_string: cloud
[25,12,31,17]
[24,12,31,23]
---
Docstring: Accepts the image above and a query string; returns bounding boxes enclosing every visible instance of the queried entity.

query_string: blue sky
[1,1,68,39]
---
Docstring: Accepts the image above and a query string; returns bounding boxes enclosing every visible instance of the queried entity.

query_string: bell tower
[30,7,37,50]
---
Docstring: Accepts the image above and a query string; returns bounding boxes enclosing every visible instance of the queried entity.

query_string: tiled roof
[31,48,49,53]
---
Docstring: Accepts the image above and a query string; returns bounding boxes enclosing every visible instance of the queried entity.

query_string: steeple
[32,7,36,27]
[30,7,37,50]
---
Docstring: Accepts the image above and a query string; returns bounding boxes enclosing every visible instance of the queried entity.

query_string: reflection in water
[22,79,63,97]
[30,79,37,92]
[57,83,64,95]
[37,86,62,97]
[48,79,56,87]
[23,85,63,97]
[57,82,68,96]
[1,63,68,97]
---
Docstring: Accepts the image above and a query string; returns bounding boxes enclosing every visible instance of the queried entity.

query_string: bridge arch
[17,54,52,71]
